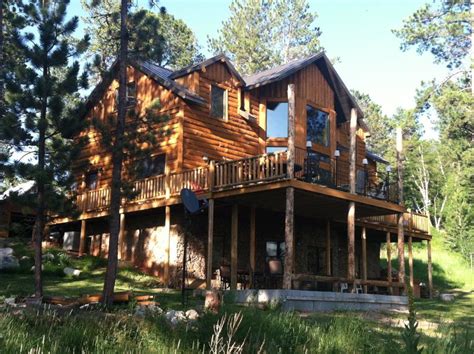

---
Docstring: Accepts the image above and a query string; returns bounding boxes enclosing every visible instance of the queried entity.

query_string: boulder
[440,293,455,302]
[185,309,200,321]
[4,297,16,306]
[0,248,19,270]
[42,253,55,261]
[204,290,222,313]
[165,310,186,326]
[63,267,81,277]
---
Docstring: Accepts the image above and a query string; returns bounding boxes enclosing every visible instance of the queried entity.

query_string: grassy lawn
[1,238,473,353]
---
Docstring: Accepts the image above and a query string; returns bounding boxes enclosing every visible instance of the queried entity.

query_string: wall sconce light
[202,156,209,163]
[362,158,368,165]
[334,149,340,157]
[386,165,392,172]
[306,141,312,148]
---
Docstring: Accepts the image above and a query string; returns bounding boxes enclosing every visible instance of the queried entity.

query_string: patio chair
[219,265,231,290]
[340,282,349,293]
[355,284,363,294]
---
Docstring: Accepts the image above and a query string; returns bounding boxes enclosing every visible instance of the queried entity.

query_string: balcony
[74,151,429,235]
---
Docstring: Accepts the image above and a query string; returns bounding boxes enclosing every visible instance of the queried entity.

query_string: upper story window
[85,170,98,190]
[266,102,288,138]
[306,105,330,147]
[137,154,166,179]
[210,85,227,119]
[115,82,137,110]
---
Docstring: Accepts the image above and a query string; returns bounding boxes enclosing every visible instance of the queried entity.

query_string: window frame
[305,102,332,156]
[210,84,228,120]
[114,81,137,111]
[265,99,289,143]
[137,153,167,179]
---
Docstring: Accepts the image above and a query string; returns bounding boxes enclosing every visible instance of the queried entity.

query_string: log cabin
[50,52,433,301]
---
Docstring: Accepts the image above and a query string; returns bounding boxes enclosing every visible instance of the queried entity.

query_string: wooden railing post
[209,160,215,192]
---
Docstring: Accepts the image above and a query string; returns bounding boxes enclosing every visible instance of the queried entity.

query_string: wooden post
[408,235,414,289]
[231,204,238,290]
[361,226,367,293]
[118,213,125,260]
[287,83,296,179]
[79,219,87,256]
[206,199,215,289]
[283,187,295,289]
[386,232,392,294]
[396,127,404,205]
[325,220,331,276]
[397,213,405,293]
[347,108,357,287]
[282,83,296,290]
[427,240,433,299]
[249,206,256,288]
[164,206,171,286]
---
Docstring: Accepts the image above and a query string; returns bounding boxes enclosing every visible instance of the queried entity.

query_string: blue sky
[71,0,447,137]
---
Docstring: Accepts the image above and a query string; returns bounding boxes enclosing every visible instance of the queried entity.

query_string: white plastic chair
[355,284,363,294]
[340,282,349,293]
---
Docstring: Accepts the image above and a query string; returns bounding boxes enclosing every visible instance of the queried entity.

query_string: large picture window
[266,102,288,138]
[210,85,227,119]
[306,106,330,147]
[137,154,166,179]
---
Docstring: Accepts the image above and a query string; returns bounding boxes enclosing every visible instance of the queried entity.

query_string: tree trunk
[0,0,4,120]
[102,0,128,307]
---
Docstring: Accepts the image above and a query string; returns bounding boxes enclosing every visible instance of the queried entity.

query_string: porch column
[408,235,414,289]
[283,83,296,290]
[118,213,125,260]
[231,204,238,290]
[386,231,393,294]
[79,219,87,256]
[396,127,406,294]
[347,108,357,284]
[164,206,171,287]
[427,240,433,299]
[249,206,256,287]
[361,226,367,293]
[206,199,214,289]
[325,220,331,276]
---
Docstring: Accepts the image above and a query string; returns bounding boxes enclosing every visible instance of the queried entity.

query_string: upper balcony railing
[75,150,428,234]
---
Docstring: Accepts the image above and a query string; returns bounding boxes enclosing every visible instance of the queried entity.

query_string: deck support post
[249,206,256,288]
[361,226,367,293]
[283,187,295,289]
[79,219,87,256]
[408,235,414,289]
[118,213,125,260]
[396,127,406,294]
[347,108,357,287]
[206,200,215,289]
[386,232,392,294]
[427,240,433,299]
[231,204,238,290]
[325,220,331,276]
[164,206,171,287]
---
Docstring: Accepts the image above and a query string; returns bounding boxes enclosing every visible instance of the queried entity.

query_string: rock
[165,310,186,326]
[440,293,455,302]
[42,253,55,261]
[204,290,222,313]
[0,248,19,270]
[20,256,30,261]
[134,303,163,317]
[4,297,16,306]
[185,309,199,321]
[31,265,45,271]
[63,267,81,277]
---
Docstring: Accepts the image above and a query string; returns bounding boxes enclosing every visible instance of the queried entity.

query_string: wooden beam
[283,187,295,289]
[164,206,171,287]
[231,204,238,290]
[361,226,367,293]
[408,235,414,289]
[118,213,125,260]
[206,199,215,289]
[386,232,392,295]
[249,206,256,287]
[287,83,296,179]
[347,202,355,282]
[427,239,433,299]
[325,220,331,276]
[79,219,87,256]
[349,108,357,194]
[397,212,406,293]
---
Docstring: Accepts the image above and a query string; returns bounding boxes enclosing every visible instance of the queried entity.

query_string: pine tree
[208,0,323,75]
[5,0,89,297]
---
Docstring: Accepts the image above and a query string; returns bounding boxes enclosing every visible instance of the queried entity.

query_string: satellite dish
[181,188,201,215]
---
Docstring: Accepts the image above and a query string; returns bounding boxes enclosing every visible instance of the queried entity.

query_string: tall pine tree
[6,0,89,297]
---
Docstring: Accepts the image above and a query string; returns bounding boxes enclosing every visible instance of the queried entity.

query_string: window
[266,241,285,259]
[137,154,166,179]
[115,82,137,110]
[210,85,227,119]
[266,147,287,155]
[266,102,288,138]
[85,170,98,190]
[306,106,330,147]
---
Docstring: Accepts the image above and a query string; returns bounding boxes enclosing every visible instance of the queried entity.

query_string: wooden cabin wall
[181,62,261,169]
[174,72,199,93]
[75,66,184,190]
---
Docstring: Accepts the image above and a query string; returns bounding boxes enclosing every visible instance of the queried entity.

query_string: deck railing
[360,212,430,234]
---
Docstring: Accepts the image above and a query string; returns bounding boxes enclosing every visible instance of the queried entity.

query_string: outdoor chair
[340,282,349,293]
[219,265,231,290]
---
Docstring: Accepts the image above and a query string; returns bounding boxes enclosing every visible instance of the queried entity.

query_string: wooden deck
[61,151,429,236]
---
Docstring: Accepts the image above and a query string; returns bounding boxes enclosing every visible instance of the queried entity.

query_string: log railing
[132,174,166,202]
[360,212,430,234]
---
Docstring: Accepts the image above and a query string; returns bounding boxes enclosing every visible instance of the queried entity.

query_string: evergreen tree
[208,0,323,75]
[5,0,89,297]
